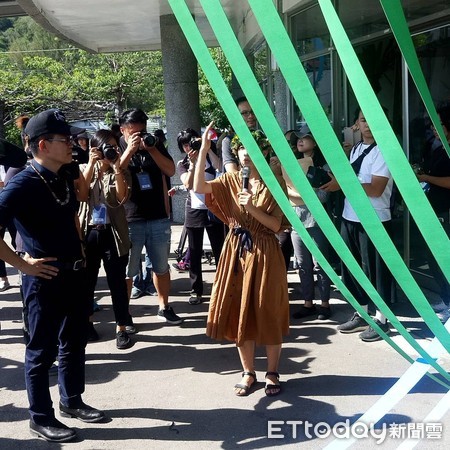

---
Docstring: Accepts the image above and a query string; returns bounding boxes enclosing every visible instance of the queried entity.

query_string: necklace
[30,163,70,206]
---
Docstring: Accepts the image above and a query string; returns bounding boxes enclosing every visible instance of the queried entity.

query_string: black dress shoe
[59,401,105,423]
[29,418,76,442]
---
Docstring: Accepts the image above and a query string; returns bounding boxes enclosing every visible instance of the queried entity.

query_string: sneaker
[172,261,188,272]
[116,330,133,349]
[87,322,99,342]
[145,286,158,296]
[292,305,317,319]
[189,294,203,305]
[157,306,183,325]
[317,306,332,320]
[0,279,10,292]
[130,287,144,299]
[431,300,448,313]
[125,316,136,334]
[337,312,369,333]
[436,308,450,323]
[359,319,390,342]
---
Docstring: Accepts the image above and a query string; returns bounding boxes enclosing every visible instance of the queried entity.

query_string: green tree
[198,47,232,130]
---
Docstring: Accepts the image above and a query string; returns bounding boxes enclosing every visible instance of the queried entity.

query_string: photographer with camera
[176,128,225,305]
[119,108,182,325]
[79,129,133,349]
[280,132,332,320]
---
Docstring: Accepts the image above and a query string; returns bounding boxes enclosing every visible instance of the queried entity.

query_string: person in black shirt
[417,102,450,321]
[119,109,182,325]
[0,109,105,442]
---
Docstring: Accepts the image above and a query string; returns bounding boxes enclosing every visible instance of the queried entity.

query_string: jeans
[291,226,330,302]
[133,253,155,293]
[127,218,171,277]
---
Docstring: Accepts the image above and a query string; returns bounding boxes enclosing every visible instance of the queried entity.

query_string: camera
[140,132,157,147]
[411,163,424,175]
[306,166,331,188]
[190,138,201,151]
[101,143,118,162]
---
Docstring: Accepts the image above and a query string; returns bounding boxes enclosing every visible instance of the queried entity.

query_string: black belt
[53,259,86,271]
[88,224,112,231]
[232,227,253,274]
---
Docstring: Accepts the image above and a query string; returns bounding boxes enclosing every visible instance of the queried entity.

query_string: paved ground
[0,224,449,449]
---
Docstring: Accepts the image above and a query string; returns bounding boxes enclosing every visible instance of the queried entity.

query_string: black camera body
[306,166,331,188]
[101,143,118,162]
[190,138,201,151]
[140,132,157,147]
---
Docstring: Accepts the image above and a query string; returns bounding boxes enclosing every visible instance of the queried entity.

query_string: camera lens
[190,138,201,151]
[141,132,156,147]
[101,143,118,162]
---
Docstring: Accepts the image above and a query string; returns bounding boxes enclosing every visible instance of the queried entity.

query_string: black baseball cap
[0,138,27,168]
[24,109,85,141]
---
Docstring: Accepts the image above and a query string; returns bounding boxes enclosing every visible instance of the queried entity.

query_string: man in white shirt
[322,109,393,342]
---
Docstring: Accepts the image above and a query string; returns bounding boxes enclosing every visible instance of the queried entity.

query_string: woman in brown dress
[194,123,289,397]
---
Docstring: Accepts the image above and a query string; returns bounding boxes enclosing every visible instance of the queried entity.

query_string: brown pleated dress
[205,171,289,346]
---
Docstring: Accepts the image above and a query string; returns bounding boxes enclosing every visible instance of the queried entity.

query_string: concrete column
[160,14,201,224]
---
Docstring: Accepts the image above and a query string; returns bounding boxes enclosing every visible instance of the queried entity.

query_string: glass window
[293,53,332,129]
[290,4,330,58]
[339,0,450,42]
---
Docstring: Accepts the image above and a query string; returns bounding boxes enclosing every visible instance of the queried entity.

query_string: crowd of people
[0,98,449,442]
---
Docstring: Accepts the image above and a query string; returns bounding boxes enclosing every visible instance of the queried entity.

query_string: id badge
[137,172,152,190]
[92,203,107,224]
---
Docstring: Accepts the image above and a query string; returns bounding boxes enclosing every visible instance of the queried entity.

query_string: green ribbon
[247,0,449,367]
[315,0,450,347]
[380,0,450,156]
[167,0,450,383]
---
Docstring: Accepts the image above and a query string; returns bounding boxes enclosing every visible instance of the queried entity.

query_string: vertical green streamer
[167,0,450,382]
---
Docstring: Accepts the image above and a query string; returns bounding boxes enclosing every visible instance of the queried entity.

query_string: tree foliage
[0,17,231,143]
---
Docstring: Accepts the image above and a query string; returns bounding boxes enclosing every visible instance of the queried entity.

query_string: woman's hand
[111,152,122,172]
[238,191,254,210]
[269,156,282,176]
[320,173,340,192]
[187,149,199,166]
[201,121,214,154]
[88,147,103,165]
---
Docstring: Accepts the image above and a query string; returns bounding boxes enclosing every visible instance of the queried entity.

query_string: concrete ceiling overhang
[15,0,239,53]
[0,0,26,17]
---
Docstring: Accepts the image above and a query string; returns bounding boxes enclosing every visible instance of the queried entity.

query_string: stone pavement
[0,224,449,449]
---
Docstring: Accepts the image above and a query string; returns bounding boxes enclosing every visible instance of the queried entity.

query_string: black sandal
[264,372,281,396]
[234,371,257,397]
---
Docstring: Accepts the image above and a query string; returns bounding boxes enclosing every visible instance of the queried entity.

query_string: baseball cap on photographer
[25,109,85,141]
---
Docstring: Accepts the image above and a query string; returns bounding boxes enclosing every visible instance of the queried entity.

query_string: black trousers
[340,218,393,307]
[85,227,130,325]
[23,269,89,425]
[186,223,225,296]
[424,216,450,305]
